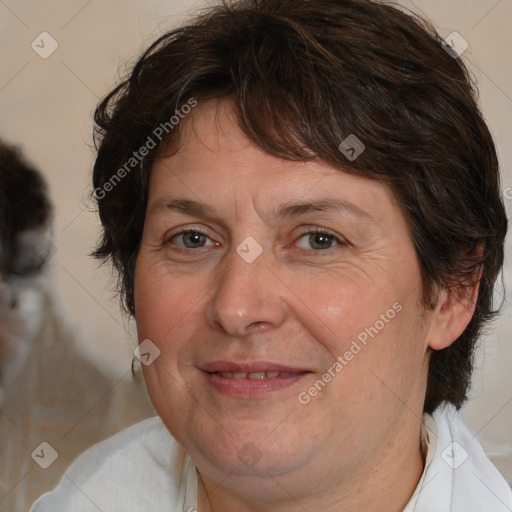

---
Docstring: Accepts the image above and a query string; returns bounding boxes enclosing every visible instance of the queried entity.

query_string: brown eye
[295,229,345,251]
[307,233,335,250]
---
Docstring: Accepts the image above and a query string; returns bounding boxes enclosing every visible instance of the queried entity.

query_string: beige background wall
[1,0,510,480]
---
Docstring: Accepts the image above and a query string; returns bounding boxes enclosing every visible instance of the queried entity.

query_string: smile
[216,371,300,379]
[203,369,311,398]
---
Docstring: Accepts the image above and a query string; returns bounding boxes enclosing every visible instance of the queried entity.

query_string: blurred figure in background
[0,140,154,511]
[0,141,53,405]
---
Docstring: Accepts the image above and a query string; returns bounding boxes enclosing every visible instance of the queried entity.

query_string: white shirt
[30,405,512,511]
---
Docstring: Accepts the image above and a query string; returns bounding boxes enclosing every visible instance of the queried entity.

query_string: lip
[201,361,310,373]
[200,361,312,399]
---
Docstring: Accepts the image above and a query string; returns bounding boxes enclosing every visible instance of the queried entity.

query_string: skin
[134,99,479,512]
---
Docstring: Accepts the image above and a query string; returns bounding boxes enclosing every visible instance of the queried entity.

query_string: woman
[31,0,512,510]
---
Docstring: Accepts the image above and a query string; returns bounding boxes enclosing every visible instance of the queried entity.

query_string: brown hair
[92,0,507,413]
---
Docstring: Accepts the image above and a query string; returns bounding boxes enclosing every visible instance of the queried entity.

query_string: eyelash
[166,226,346,252]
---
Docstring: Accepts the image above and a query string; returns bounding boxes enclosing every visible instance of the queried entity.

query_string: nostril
[9,296,18,309]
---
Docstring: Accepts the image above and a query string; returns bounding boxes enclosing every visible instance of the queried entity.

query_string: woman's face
[134,99,436,502]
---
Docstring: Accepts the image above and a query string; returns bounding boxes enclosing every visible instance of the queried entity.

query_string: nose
[206,241,288,337]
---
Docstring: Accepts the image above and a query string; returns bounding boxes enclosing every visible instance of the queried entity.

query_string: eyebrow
[148,197,372,222]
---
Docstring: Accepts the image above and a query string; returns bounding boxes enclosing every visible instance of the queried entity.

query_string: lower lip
[203,371,309,398]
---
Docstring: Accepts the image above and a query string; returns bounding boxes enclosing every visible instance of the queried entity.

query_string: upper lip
[201,361,311,373]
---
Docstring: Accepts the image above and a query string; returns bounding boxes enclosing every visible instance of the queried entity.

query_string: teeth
[218,371,299,379]
[248,372,267,379]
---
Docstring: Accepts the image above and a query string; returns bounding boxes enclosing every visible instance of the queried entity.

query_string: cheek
[285,274,399,354]
[333,298,427,410]
[134,261,202,408]
[134,259,183,338]
[294,274,425,393]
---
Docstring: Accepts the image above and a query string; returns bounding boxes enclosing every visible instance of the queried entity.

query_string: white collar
[181,406,512,512]
[404,405,512,511]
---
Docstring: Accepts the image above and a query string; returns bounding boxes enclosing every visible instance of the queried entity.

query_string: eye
[295,228,346,251]
[168,229,218,249]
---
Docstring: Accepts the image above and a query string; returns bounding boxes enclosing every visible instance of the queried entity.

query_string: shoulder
[30,416,188,512]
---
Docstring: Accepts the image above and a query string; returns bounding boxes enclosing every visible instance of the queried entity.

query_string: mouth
[200,361,312,397]
[213,370,303,379]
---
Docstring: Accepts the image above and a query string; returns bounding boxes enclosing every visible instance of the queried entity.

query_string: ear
[427,247,484,351]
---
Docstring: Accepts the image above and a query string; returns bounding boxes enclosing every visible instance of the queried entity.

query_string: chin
[189,424,313,479]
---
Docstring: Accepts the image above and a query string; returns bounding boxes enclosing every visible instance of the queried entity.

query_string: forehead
[150,99,400,222]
